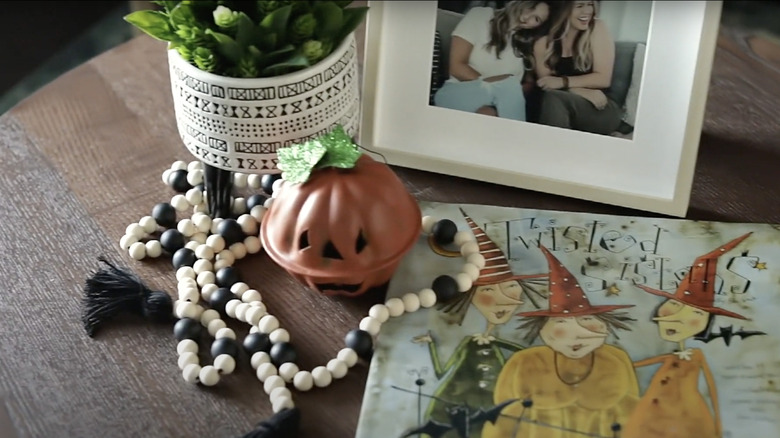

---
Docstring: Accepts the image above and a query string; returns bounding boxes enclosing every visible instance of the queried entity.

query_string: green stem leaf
[124,10,178,42]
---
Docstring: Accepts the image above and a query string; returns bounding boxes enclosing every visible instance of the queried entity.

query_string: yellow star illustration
[605,284,621,296]
[755,262,767,270]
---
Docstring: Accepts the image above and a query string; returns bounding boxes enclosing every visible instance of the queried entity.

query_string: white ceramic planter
[168,33,360,174]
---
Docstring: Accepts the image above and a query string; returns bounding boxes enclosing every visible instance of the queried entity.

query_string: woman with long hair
[533,0,623,134]
[434,1,551,120]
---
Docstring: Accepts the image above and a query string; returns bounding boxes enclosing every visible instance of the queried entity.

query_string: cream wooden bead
[177,219,196,237]
[162,168,173,185]
[178,277,197,289]
[235,303,251,322]
[126,223,146,239]
[453,230,475,246]
[250,205,267,222]
[311,366,332,388]
[216,250,235,265]
[258,315,280,333]
[418,288,437,308]
[171,160,188,171]
[359,316,381,336]
[326,359,348,379]
[200,283,219,302]
[401,293,421,313]
[462,263,481,281]
[230,282,249,298]
[172,194,190,211]
[271,178,285,194]
[247,174,262,189]
[225,299,242,318]
[337,348,358,368]
[200,309,220,327]
[210,218,223,235]
[215,327,236,340]
[272,396,294,413]
[237,214,258,236]
[214,354,236,375]
[245,306,266,326]
[145,240,163,258]
[213,259,232,271]
[187,160,202,172]
[269,328,290,343]
[195,244,215,261]
[193,259,213,275]
[129,242,146,260]
[178,287,200,303]
[232,197,247,215]
[230,242,247,260]
[293,371,314,391]
[233,172,248,189]
[199,365,220,386]
[185,241,200,251]
[177,352,199,370]
[119,234,138,250]
[185,188,203,206]
[206,234,225,253]
[263,198,274,209]
[249,325,259,334]
[466,253,486,269]
[187,169,203,186]
[278,363,299,382]
[269,386,292,402]
[139,216,157,234]
[182,363,202,384]
[241,289,262,303]
[177,339,198,355]
[421,216,438,234]
[244,236,262,254]
[455,272,473,292]
[191,232,208,245]
[207,318,226,337]
[385,297,405,317]
[176,301,199,319]
[460,241,480,257]
[192,202,208,214]
[368,304,390,323]
[196,271,216,287]
[251,352,271,369]
[256,363,278,382]
[263,375,285,395]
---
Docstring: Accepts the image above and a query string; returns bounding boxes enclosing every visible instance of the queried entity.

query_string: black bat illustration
[400,399,518,438]
[702,325,766,346]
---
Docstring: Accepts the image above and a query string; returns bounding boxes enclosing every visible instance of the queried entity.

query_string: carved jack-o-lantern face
[261,155,421,296]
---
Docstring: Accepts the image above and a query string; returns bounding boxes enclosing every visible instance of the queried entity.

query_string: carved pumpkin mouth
[314,282,364,295]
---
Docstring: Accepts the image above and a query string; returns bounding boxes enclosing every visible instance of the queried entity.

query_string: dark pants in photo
[539,90,623,135]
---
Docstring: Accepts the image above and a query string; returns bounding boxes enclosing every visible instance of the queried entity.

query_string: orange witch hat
[635,233,752,320]
[460,209,542,286]
[518,245,634,317]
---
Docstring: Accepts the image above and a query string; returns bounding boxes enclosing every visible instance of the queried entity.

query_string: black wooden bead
[432,275,459,302]
[246,194,267,210]
[152,202,177,228]
[173,317,201,341]
[208,287,233,315]
[217,218,245,246]
[211,337,241,359]
[243,333,272,355]
[270,342,297,366]
[168,169,192,193]
[172,248,197,270]
[261,174,282,195]
[344,329,373,360]
[432,219,458,245]
[160,229,185,253]
[216,266,241,288]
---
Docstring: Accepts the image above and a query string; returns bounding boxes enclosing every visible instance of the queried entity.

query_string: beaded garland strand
[118,159,486,430]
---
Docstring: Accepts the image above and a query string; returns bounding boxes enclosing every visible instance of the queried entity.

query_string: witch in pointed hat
[482,245,640,438]
[622,233,764,438]
[413,209,546,438]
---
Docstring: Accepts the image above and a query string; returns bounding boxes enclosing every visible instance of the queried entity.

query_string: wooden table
[1,24,779,438]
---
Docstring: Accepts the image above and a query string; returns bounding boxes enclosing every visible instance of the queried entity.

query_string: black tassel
[81,256,173,337]
[239,408,301,438]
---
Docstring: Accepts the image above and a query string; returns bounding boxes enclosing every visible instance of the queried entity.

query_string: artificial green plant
[125,1,368,78]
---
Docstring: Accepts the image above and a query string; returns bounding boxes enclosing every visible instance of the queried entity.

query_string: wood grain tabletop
[0,19,779,438]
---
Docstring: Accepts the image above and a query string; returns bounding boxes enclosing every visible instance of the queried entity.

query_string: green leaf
[316,126,361,169]
[257,44,295,65]
[277,141,328,184]
[261,53,310,76]
[337,6,368,43]
[152,1,181,13]
[235,12,257,48]
[206,29,243,63]
[169,3,196,27]
[124,11,178,42]
[259,4,292,36]
[312,2,343,39]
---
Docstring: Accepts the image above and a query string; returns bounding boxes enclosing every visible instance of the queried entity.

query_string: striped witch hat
[460,209,527,286]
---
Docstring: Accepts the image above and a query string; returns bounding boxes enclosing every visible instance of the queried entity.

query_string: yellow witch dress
[482,344,639,438]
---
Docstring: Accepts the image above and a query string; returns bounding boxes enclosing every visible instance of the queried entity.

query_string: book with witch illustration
[355,201,780,438]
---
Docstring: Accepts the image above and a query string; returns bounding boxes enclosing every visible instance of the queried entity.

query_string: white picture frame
[359,1,723,217]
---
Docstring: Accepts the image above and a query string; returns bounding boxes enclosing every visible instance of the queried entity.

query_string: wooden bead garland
[119,160,479,421]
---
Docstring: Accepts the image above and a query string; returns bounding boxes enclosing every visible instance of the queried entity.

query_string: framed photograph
[359,1,723,217]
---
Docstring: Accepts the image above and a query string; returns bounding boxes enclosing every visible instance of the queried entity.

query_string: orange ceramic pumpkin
[260,154,421,297]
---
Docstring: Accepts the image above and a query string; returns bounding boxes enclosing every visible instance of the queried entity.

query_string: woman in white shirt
[434,1,551,121]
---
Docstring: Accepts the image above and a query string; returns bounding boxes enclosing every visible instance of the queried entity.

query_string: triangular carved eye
[355,230,367,254]
[299,230,310,250]
[323,241,343,259]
